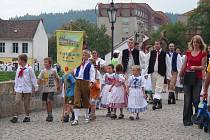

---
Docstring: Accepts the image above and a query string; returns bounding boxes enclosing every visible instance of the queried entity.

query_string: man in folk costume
[71,49,95,126]
[167,43,183,104]
[145,40,171,110]
[120,38,140,76]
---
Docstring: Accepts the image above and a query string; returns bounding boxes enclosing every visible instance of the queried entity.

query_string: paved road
[0,93,209,140]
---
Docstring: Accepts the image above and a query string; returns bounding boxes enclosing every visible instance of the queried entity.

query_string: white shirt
[144,49,171,79]
[14,64,38,93]
[74,60,95,83]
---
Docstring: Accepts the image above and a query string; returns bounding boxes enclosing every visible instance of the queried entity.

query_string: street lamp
[107,0,117,60]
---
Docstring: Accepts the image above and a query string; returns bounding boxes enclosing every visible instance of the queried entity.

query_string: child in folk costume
[108,64,127,119]
[100,64,115,117]
[127,65,147,120]
[71,49,95,126]
[143,74,153,104]
[38,57,60,122]
[61,71,75,122]
[10,54,38,123]
[89,59,101,121]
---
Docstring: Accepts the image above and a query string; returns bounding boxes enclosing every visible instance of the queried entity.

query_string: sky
[0,0,199,20]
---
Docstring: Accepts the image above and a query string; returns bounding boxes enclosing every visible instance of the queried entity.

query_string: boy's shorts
[65,96,74,105]
[42,92,54,101]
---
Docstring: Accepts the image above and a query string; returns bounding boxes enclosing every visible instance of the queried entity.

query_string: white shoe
[84,118,90,123]
[71,120,79,126]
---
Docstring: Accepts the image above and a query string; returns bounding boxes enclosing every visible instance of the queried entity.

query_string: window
[122,18,129,25]
[13,43,18,53]
[122,28,129,34]
[0,43,5,53]
[22,43,28,53]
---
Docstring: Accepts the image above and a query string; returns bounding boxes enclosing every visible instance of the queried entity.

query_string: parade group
[9,34,210,129]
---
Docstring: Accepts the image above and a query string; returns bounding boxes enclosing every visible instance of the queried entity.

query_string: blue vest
[75,63,91,80]
[172,52,178,72]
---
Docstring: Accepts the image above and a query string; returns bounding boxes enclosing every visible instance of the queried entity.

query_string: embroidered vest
[75,63,91,80]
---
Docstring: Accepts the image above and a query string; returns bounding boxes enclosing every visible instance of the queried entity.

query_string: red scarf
[18,64,29,78]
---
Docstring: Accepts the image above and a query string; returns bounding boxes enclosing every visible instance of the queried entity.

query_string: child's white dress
[127,75,147,113]
[101,73,115,107]
[107,73,127,108]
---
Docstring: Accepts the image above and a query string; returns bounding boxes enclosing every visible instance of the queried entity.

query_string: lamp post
[107,0,117,60]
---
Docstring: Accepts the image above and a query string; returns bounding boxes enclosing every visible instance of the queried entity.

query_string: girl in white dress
[127,65,147,120]
[108,64,127,119]
[100,64,115,117]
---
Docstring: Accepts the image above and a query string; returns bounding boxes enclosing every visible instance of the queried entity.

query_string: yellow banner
[56,30,84,72]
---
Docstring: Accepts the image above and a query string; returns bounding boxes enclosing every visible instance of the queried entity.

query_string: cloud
[0,0,199,19]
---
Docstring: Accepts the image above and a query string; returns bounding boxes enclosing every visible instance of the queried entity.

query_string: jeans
[183,79,202,124]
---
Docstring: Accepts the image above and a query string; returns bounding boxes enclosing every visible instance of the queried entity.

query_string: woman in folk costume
[145,40,171,110]
[100,64,115,117]
[166,43,183,104]
[71,49,95,126]
[108,64,127,119]
[127,65,147,120]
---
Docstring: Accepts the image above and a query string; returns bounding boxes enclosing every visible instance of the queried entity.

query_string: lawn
[0,71,16,82]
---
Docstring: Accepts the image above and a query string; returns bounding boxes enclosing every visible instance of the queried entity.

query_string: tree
[188,1,210,44]
[48,19,111,62]
[149,22,187,51]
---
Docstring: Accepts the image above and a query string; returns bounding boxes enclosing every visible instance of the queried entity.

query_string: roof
[0,19,41,41]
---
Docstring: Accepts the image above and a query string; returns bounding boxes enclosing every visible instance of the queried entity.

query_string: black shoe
[23,117,30,123]
[129,116,134,120]
[168,92,172,104]
[106,112,111,117]
[10,117,18,123]
[110,114,117,119]
[204,126,208,133]
[118,114,124,119]
[63,115,69,123]
[157,99,162,109]
[183,122,193,126]
[152,99,158,110]
[46,116,53,122]
[171,93,176,104]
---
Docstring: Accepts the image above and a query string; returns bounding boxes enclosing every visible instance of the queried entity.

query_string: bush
[0,71,16,82]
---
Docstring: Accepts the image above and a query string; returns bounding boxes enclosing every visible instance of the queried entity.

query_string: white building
[0,19,48,70]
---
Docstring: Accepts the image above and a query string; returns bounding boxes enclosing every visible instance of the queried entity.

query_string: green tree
[149,22,187,51]
[48,19,111,62]
[188,1,210,44]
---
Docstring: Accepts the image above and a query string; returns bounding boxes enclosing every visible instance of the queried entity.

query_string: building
[97,3,169,45]
[177,0,210,38]
[0,19,48,69]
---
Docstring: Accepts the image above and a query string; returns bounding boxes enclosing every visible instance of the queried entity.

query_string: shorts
[65,96,74,105]
[42,92,54,101]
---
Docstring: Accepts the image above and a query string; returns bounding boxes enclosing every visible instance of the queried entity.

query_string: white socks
[74,109,79,121]
[85,109,89,118]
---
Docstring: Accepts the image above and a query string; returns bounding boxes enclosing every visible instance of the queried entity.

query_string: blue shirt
[62,73,75,97]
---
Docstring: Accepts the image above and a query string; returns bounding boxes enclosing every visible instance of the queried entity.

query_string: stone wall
[0,81,62,118]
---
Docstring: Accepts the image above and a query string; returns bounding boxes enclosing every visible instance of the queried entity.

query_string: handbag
[183,71,197,86]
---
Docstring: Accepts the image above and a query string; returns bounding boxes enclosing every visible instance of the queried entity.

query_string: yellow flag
[56,30,84,73]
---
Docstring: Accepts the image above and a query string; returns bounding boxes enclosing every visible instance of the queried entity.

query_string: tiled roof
[0,20,41,41]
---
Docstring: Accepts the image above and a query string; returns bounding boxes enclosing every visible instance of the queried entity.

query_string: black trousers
[183,79,202,124]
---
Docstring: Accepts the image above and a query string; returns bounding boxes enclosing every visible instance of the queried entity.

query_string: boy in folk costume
[61,71,76,122]
[71,50,95,126]
[89,59,101,120]
[38,57,60,122]
[145,40,171,110]
[10,54,38,123]
[167,43,182,104]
